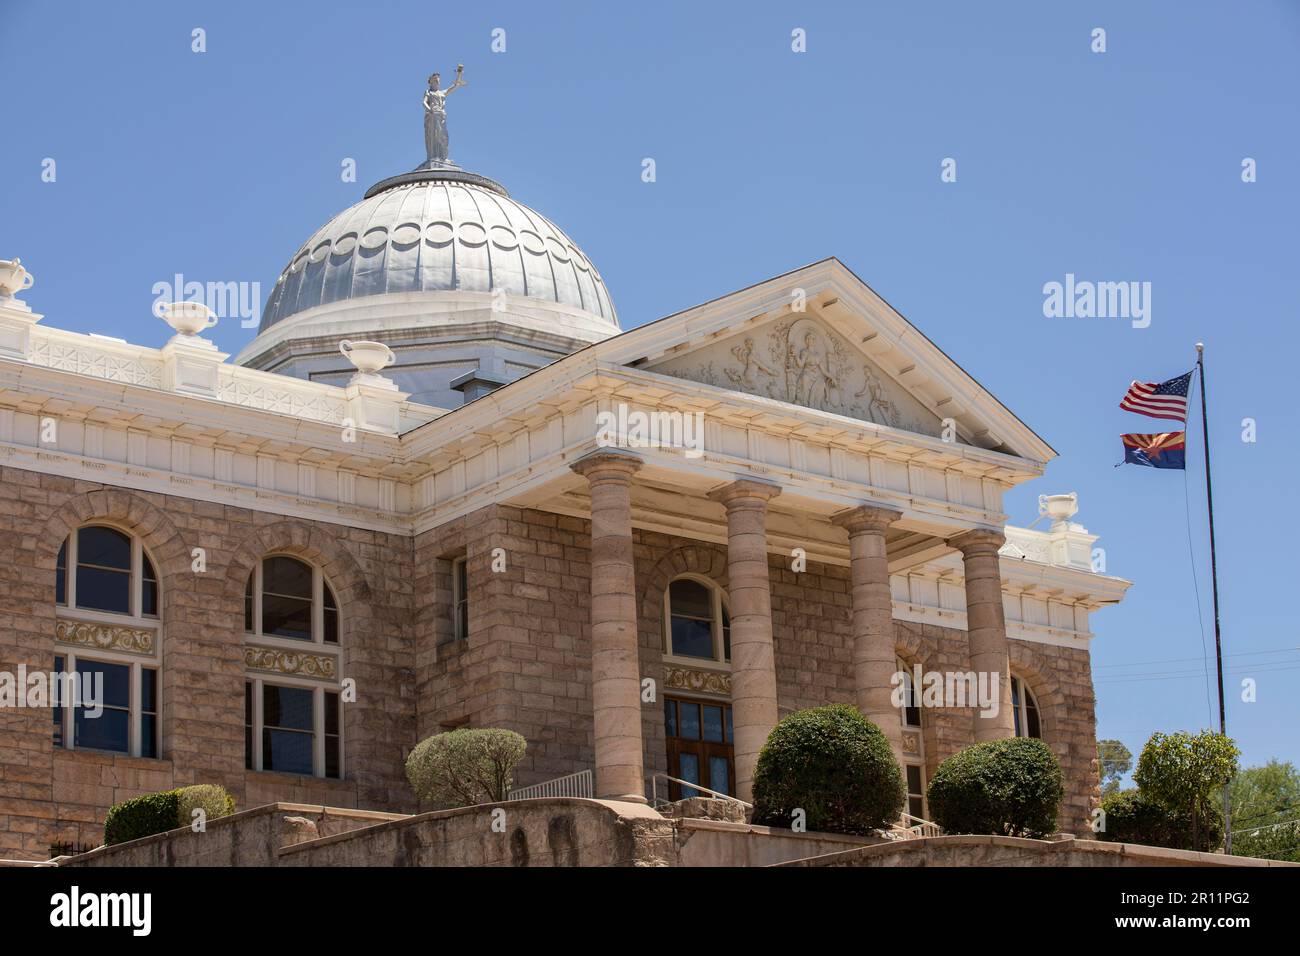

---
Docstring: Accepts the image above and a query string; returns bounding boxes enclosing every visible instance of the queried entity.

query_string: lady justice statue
[423,64,466,167]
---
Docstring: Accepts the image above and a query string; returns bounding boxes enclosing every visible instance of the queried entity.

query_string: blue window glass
[262,684,315,775]
[702,705,724,743]
[141,554,158,617]
[56,541,67,605]
[324,692,341,779]
[669,579,716,659]
[678,753,700,799]
[53,654,65,747]
[72,658,130,753]
[709,757,730,796]
[140,667,158,758]
[262,557,313,640]
[677,701,700,740]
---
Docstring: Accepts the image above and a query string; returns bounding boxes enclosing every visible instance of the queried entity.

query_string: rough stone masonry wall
[0,465,418,860]
[0,473,1098,859]
[417,504,1099,833]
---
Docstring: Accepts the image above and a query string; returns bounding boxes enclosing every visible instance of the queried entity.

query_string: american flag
[1119,370,1193,422]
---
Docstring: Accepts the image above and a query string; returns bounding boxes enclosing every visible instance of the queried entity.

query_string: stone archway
[34,488,190,584]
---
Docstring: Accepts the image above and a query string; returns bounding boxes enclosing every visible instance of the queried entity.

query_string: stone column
[571,450,646,803]
[832,504,904,761]
[950,528,1016,742]
[707,479,781,803]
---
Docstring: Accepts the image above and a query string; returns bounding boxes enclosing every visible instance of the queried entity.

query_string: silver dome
[259,168,617,333]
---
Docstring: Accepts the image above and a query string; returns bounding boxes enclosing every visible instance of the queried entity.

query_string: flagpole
[1195,342,1231,853]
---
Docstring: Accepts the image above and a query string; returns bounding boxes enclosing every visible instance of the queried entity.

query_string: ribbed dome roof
[259,168,617,333]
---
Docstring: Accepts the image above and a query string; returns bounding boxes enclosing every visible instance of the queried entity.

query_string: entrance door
[664,696,734,799]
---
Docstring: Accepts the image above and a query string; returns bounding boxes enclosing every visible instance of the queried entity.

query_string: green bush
[103,784,237,846]
[1096,788,1221,850]
[927,737,1063,838]
[405,727,528,808]
[751,704,904,835]
[177,784,237,828]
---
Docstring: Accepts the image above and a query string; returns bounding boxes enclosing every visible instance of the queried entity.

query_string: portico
[566,442,1024,802]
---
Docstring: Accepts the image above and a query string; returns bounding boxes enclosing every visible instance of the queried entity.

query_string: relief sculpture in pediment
[652,315,943,438]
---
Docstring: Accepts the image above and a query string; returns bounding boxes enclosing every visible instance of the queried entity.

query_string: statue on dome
[424,64,466,166]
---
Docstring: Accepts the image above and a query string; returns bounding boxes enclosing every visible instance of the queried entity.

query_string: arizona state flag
[1122,432,1186,469]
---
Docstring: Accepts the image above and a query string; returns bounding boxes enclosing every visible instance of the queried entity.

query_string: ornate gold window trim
[54,619,155,657]
[663,665,731,698]
[243,645,338,681]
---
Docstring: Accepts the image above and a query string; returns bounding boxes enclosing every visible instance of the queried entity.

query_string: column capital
[831,503,903,535]
[706,477,782,507]
[948,527,1006,556]
[570,448,644,481]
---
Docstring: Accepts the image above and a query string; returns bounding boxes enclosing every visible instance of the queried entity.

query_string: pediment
[646,313,948,440]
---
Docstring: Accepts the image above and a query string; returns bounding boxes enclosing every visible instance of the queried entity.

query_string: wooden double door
[664,696,735,799]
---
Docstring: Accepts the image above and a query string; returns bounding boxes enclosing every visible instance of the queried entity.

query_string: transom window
[244,555,339,644]
[663,577,730,663]
[56,525,158,617]
[1010,675,1042,739]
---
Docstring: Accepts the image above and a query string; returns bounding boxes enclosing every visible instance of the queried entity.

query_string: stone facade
[0,467,416,859]
[0,466,1100,861]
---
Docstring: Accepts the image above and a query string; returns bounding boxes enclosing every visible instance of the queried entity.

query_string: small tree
[926,737,1064,838]
[1133,730,1239,853]
[1097,739,1133,797]
[751,704,904,835]
[405,728,527,808]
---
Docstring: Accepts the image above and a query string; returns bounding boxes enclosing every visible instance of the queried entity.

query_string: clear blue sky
[3,1,1297,776]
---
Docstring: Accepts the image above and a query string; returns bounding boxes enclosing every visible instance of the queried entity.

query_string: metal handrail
[651,772,753,810]
[505,769,593,801]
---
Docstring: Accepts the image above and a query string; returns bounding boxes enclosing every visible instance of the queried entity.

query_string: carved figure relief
[651,315,943,438]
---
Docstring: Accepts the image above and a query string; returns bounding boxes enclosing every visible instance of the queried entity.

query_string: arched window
[56,525,158,618]
[1010,675,1042,739]
[243,555,339,643]
[663,576,730,663]
[53,525,161,758]
[243,555,343,778]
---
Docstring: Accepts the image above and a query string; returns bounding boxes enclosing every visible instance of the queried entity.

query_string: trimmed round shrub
[405,727,527,808]
[177,784,237,829]
[751,704,904,835]
[103,784,236,846]
[1097,788,1221,850]
[926,737,1063,838]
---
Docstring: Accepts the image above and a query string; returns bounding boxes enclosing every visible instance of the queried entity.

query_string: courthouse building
[0,120,1129,860]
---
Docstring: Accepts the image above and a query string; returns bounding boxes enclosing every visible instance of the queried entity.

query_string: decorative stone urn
[1038,492,1079,531]
[0,258,34,301]
[340,339,395,373]
[159,301,218,337]
[340,339,397,388]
